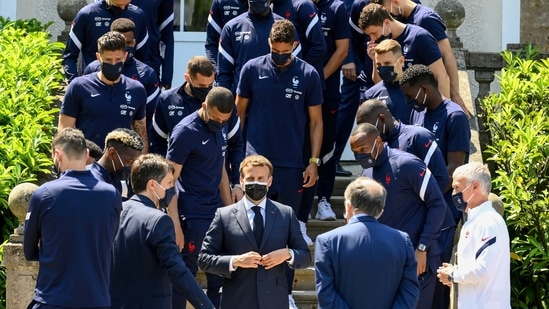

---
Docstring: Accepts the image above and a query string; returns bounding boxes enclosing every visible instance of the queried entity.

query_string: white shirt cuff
[229,256,237,272]
[286,249,295,266]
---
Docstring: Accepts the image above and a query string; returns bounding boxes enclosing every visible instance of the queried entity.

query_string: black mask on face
[375,23,393,44]
[154,181,177,209]
[189,80,212,102]
[101,61,123,81]
[108,4,126,15]
[249,0,270,16]
[112,150,130,181]
[377,58,400,83]
[205,108,226,132]
[354,141,378,169]
[125,46,135,60]
[452,183,474,212]
[244,181,268,201]
[271,51,292,66]
[390,3,406,23]
[406,87,427,112]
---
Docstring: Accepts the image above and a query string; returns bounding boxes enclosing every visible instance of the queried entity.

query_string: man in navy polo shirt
[272,0,327,88]
[364,39,412,123]
[371,0,471,117]
[62,0,149,82]
[350,123,446,309]
[84,18,160,137]
[150,56,244,202]
[236,19,323,308]
[356,99,457,279]
[205,0,249,69]
[401,64,470,224]
[358,3,449,100]
[24,128,122,308]
[304,0,350,227]
[89,128,144,200]
[58,31,148,153]
[166,87,235,308]
[216,0,285,94]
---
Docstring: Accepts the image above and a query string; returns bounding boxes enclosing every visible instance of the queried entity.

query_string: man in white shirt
[437,162,510,308]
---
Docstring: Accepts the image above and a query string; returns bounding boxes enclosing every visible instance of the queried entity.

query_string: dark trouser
[268,166,304,295]
[334,76,361,165]
[172,218,224,309]
[299,96,339,222]
[432,226,457,309]
[417,254,441,309]
[27,300,109,309]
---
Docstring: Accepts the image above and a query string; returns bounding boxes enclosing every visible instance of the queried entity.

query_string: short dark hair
[358,3,394,30]
[356,99,393,125]
[110,18,135,33]
[85,139,103,161]
[205,87,234,114]
[131,154,174,193]
[187,56,215,78]
[104,128,144,153]
[52,128,87,160]
[351,122,380,140]
[399,64,438,88]
[270,19,295,44]
[240,155,273,177]
[97,31,126,54]
[344,177,387,218]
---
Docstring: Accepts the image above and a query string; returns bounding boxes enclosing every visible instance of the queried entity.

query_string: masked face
[390,2,406,23]
[112,150,131,181]
[271,51,292,66]
[377,58,400,83]
[374,23,393,44]
[249,0,270,16]
[189,79,212,102]
[406,87,427,112]
[205,108,226,132]
[354,139,379,169]
[452,183,475,212]
[244,181,268,201]
[101,61,123,82]
[153,181,177,209]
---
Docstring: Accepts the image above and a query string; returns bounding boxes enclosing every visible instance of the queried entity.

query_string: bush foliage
[0,18,64,308]
[480,46,549,308]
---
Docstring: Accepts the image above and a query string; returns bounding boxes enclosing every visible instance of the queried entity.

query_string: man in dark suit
[110,153,213,309]
[315,177,419,309]
[198,155,311,309]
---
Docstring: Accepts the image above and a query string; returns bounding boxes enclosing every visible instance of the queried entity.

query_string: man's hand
[175,229,184,251]
[437,263,455,287]
[261,248,291,270]
[366,41,378,61]
[303,163,318,188]
[415,250,427,276]
[451,91,472,119]
[342,62,357,81]
[231,186,244,203]
[233,251,262,268]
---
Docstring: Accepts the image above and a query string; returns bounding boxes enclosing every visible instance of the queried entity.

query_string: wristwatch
[417,243,427,252]
[309,157,321,166]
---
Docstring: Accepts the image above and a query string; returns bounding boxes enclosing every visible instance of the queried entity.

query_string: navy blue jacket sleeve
[150,99,170,156]
[205,0,224,69]
[62,13,87,82]
[216,21,236,90]
[23,187,51,261]
[150,215,214,308]
[296,1,327,82]
[225,109,244,185]
[159,0,175,87]
[134,11,150,64]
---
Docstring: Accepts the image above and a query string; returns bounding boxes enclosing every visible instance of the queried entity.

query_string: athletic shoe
[315,197,336,221]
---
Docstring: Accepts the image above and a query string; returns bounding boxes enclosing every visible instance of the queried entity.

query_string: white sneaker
[315,197,336,221]
[299,220,313,246]
[289,294,299,309]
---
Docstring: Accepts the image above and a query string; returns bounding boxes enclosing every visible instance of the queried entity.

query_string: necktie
[252,206,264,246]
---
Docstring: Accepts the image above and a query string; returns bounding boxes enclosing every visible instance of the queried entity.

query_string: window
[174,0,213,32]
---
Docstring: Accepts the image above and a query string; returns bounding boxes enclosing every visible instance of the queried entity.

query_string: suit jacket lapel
[233,200,258,250]
[261,200,278,249]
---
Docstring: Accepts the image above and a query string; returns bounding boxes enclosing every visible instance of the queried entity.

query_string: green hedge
[0,18,64,308]
[480,46,549,308]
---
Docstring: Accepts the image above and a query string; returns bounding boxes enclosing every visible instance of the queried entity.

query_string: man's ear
[96,52,101,62]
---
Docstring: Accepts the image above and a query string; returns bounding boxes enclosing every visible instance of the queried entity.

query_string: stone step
[310,196,346,219]
[187,290,318,308]
[305,219,346,243]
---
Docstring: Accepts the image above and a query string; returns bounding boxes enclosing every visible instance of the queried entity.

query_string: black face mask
[244,182,268,201]
[390,3,406,23]
[112,151,130,181]
[125,46,135,61]
[406,87,427,112]
[249,0,270,16]
[189,80,212,102]
[205,108,226,132]
[375,24,393,44]
[271,52,292,66]
[155,181,177,209]
[452,184,474,212]
[377,65,397,83]
[101,61,123,81]
[108,4,126,15]
[244,181,268,201]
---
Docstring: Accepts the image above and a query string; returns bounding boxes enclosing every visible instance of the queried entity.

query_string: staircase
[194,163,361,309]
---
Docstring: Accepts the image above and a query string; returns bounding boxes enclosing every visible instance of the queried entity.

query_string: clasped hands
[233,249,290,270]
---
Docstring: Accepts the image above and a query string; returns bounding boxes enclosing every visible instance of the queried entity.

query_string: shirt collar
[243,196,267,212]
